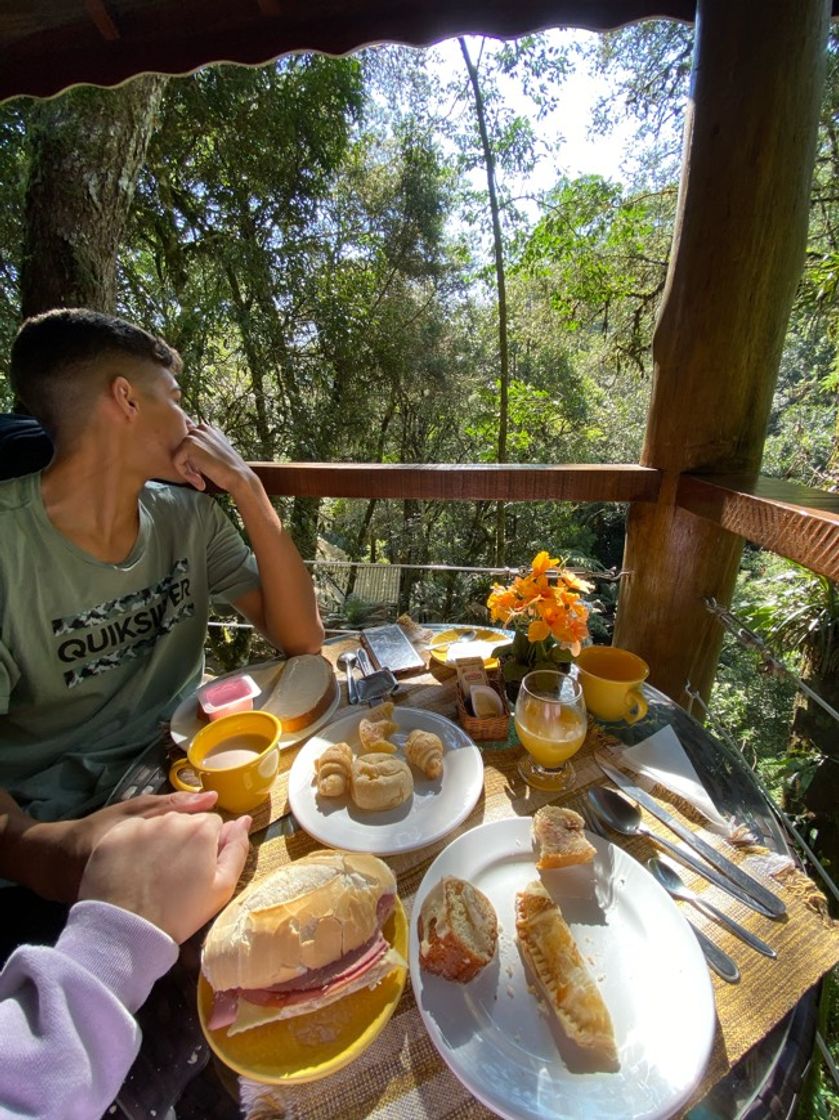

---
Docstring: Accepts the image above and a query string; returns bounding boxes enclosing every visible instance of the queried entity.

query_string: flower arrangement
[487,551,593,687]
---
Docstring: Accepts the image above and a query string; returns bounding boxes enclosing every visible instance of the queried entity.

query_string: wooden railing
[252,462,839,583]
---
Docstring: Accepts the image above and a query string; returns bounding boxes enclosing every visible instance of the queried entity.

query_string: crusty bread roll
[202,850,396,994]
[404,729,444,779]
[351,753,413,811]
[532,806,595,869]
[262,654,337,732]
[515,879,617,1065]
[315,741,353,797]
[419,876,498,982]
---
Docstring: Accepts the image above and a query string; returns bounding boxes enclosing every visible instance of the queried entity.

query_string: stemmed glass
[514,670,588,791]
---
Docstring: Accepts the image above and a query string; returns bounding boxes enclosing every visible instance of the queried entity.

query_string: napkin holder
[454,659,510,741]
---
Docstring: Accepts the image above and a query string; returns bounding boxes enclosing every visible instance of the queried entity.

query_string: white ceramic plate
[287,707,484,855]
[410,817,715,1120]
[169,659,340,753]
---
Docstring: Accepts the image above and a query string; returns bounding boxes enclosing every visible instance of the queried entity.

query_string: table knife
[596,754,787,918]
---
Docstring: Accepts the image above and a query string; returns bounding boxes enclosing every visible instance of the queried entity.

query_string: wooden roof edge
[0,0,698,104]
[250,461,662,503]
[677,473,839,583]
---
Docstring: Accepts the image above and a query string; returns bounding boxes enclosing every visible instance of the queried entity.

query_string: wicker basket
[456,672,510,741]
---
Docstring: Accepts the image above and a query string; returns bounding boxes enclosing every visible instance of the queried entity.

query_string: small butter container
[455,670,510,741]
[197,674,261,721]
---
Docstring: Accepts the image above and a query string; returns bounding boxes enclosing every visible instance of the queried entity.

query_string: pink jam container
[197,674,261,721]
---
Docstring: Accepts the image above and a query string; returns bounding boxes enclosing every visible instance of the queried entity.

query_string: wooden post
[614,0,830,705]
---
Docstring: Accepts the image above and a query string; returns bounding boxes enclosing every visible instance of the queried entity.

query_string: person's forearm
[229,470,325,654]
[0,789,77,900]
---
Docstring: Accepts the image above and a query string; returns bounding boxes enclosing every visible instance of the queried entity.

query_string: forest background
[0,20,837,1109]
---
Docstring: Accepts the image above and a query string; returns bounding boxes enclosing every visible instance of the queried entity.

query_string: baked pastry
[262,654,338,732]
[351,753,413,811]
[359,713,399,752]
[366,700,395,722]
[532,806,596,869]
[515,879,617,1065]
[419,876,498,982]
[404,729,444,779]
[315,741,353,797]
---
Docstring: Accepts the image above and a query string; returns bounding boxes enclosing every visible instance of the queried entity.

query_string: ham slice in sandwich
[202,849,403,1036]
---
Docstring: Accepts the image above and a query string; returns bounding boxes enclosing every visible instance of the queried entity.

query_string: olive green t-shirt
[0,474,261,820]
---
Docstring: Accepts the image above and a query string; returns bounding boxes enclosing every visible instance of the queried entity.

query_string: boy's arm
[0,788,219,902]
[172,423,324,656]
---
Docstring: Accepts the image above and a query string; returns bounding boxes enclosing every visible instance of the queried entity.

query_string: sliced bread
[262,653,337,732]
[419,876,498,982]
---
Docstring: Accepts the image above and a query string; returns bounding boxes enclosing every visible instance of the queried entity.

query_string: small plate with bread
[169,654,340,753]
[287,705,484,855]
[410,811,715,1120]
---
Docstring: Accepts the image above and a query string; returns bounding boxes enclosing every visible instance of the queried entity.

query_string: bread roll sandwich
[202,850,404,1036]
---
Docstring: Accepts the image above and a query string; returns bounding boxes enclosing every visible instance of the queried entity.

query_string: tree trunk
[459,37,510,568]
[21,76,167,317]
[615,0,829,705]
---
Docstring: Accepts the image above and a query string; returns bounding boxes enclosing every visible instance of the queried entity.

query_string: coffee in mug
[574,646,649,724]
[169,710,282,812]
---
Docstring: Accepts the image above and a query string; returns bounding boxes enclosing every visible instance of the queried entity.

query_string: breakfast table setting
[109,622,839,1120]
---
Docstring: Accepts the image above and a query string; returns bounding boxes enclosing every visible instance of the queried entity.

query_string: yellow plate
[197,898,408,1084]
[428,626,513,670]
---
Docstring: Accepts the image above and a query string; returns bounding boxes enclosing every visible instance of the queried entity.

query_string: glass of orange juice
[514,670,587,791]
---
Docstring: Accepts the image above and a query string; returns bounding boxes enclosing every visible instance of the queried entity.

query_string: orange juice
[515,709,586,768]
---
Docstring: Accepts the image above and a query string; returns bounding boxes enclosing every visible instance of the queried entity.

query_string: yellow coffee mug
[169,710,282,813]
[575,646,649,724]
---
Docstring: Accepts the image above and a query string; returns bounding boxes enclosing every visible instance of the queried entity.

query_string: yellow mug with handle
[574,646,649,724]
[169,710,282,813]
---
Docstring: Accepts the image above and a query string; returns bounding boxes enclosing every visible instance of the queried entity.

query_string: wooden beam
[614,0,830,707]
[250,462,661,503]
[83,0,120,41]
[677,474,839,582]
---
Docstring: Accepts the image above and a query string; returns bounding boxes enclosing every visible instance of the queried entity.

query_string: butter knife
[596,754,787,919]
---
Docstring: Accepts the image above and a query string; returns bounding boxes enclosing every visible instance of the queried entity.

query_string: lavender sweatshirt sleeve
[0,899,179,1120]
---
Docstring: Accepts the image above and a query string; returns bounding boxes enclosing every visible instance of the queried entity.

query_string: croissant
[359,714,399,752]
[404,729,444,779]
[366,700,395,722]
[315,740,353,797]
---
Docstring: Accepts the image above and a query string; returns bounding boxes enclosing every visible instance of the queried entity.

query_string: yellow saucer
[428,627,512,670]
[197,898,408,1084]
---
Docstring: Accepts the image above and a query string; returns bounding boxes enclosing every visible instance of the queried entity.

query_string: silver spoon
[648,857,777,959]
[586,786,778,919]
[336,651,358,704]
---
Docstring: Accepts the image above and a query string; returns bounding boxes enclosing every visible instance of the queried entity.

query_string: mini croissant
[315,740,354,797]
[359,714,399,752]
[404,729,444,779]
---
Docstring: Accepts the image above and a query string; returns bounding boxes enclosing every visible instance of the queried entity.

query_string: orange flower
[486,552,591,655]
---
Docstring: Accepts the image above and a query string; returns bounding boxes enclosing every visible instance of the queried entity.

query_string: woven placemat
[232,718,839,1119]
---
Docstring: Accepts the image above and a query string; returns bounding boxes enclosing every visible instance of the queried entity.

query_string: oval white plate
[288,707,484,855]
[410,817,715,1120]
[169,659,340,753]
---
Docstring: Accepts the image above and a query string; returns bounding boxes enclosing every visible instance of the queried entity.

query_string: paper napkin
[616,724,732,836]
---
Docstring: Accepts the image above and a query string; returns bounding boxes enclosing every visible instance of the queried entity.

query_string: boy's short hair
[9,308,182,438]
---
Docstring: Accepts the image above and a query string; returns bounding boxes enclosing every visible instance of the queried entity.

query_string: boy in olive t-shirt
[0,308,324,911]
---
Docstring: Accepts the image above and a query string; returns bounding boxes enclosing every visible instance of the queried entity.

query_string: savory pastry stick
[532,806,596,870]
[404,729,444,779]
[515,880,618,1066]
[315,741,353,798]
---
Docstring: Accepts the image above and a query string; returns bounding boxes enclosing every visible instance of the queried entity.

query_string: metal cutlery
[647,857,776,959]
[336,650,359,704]
[586,786,780,919]
[596,754,787,919]
[578,800,741,984]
